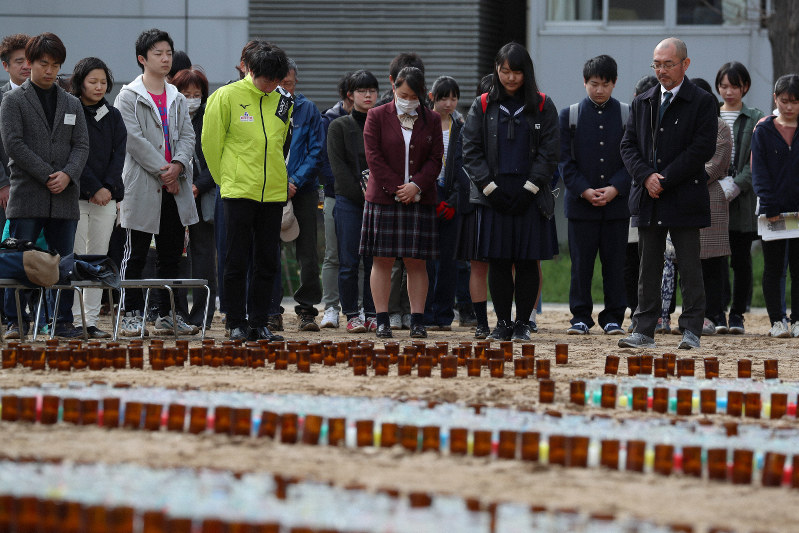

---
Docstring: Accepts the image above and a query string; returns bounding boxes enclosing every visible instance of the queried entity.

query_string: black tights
[488,259,539,323]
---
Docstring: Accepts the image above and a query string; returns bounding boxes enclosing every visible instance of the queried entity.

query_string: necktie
[659,91,672,122]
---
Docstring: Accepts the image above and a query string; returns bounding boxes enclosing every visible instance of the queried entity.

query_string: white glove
[718,176,741,202]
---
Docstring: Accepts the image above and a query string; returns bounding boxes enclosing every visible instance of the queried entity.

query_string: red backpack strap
[481,92,488,113]
[538,92,546,112]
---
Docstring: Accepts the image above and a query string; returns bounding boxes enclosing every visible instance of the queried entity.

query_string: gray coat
[0,79,89,220]
[0,81,14,189]
[114,75,198,234]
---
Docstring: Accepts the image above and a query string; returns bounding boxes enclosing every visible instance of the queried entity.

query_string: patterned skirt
[359,201,439,260]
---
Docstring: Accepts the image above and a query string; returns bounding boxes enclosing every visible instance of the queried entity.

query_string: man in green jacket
[202,41,293,342]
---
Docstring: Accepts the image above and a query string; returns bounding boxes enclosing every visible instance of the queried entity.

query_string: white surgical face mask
[186,97,202,114]
[395,96,419,114]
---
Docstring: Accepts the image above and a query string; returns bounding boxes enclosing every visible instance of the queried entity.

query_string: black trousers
[701,256,725,321]
[223,198,282,330]
[624,242,639,319]
[761,237,799,324]
[567,218,628,328]
[488,259,538,324]
[728,230,755,316]
[121,193,184,317]
[635,226,704,337]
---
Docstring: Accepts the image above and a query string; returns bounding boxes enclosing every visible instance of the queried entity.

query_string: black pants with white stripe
[121,192,185,317]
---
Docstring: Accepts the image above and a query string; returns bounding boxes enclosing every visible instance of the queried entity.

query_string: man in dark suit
[618,37,717,350]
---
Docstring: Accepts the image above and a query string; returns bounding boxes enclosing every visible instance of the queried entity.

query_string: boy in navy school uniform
[559,55,631,335]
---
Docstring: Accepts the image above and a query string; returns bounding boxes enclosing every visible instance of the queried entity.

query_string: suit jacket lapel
[22,84,49,129]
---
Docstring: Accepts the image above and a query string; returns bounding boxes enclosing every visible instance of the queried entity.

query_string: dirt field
[1,305,798,532]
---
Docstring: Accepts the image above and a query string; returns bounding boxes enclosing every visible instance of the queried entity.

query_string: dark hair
[246,42,289,82]
[389,52,424,80]
[476,73,493,96]
[171,66,209,103]
[347,70,378,93]
[583,54,618,83]
[774,74,799,100]
[489,42,541,115]
[71,57,114,97]
[134,29,174,72]
[56,75,71,91]
[715,61,751,97]
[25,32,66,64]
[169,50,192,79]
[0,34,31,64]
[431,76,460,101]
[395,66,427,105]
[691,78,719,116]
[633,75,658,96]
[337,71,353,99]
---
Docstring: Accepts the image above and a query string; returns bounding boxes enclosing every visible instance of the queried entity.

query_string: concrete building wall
[0,0,248,94]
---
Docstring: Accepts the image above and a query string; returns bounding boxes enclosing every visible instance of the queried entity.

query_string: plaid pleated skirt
[359,201,439,260]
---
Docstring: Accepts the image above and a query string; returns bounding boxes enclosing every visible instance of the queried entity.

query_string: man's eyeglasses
[355,88,378,95]
[650,60,684,71]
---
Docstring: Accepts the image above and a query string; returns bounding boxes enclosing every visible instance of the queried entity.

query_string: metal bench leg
[74,287,88,341]
[14,289,25,342]
[50,288,63,340]
[114,287,125,341]
[141,288,151,340]
[201,285,210,341]
[31,289,44,342]
[165,285,178,338]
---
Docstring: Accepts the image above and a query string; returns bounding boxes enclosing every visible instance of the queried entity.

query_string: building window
[547,0,602,21]
[676,0,748,25]
[608,0,664,23]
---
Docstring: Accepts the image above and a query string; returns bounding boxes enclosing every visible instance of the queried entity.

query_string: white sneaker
[320,307,340,328]
[791,322,799,338]
[401,313,412,329]
[120,311,149,337]
[769,319,790,338]
[389,313,402,330]
[154,315,199,335]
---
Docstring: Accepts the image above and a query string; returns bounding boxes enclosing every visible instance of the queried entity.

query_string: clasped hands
[644,173,665,199]
[582,185,619,206]
[160,162,183,194]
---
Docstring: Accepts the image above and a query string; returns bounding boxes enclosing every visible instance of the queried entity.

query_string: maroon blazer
[363,101,444,205]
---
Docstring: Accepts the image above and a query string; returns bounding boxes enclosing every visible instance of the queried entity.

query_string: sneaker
[154,315,199,335]
[365,316,378,332]
[701,318,717,336]
[54,322,83,338]
[511,320,531,342]
[791,322,799,338]
[529,310,539,333]
[401,313,412,329]
[769,319,790,338]
[474,324,491,339]
[120,311,149,337]
[346,316,367,333]
[410,324,427,338]
[267,314,284,332]
[603,323,624,335]
[488,320,513,341]
[389,313,402,330]
[320,307,339,328]
[3,322,27,340]
[618,332,656,349]
[678,329,701,349]
[567,322,589,335]
[86,325,111,339]
[654,317,671,335]
[458,308,477,327]
[714,315,729,334]
[728,313,745,335]
[298,314,320,332]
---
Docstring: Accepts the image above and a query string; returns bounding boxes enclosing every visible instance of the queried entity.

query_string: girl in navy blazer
[360,67,444,339]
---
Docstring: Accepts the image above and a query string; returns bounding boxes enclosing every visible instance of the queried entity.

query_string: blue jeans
[5,217,78,324]
[424,214,458,326]
[334,195,374,317]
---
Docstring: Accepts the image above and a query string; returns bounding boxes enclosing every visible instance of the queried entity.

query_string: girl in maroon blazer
[360,67,444,338]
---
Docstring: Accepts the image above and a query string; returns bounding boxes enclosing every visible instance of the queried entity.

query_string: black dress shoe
[376,323,393,338]
[410,324,427,338]
[487,320,513,341]
[230,326,249,342]
[474,324,491,339]
[251,326,284,342]
[511,320,531,343]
